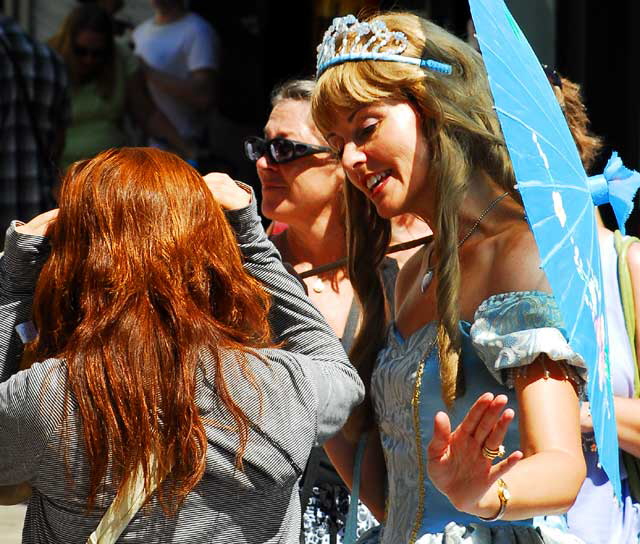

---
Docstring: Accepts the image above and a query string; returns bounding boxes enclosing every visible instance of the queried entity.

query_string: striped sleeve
[0,222,50,382]
[0,222,59,485]
[225,192,364,443]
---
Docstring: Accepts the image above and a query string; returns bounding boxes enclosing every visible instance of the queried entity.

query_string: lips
[364,170,391,194]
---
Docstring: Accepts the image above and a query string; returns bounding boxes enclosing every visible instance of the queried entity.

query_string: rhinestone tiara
[316,14,452,78]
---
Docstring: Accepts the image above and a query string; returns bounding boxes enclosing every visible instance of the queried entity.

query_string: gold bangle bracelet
[478,478,510,522]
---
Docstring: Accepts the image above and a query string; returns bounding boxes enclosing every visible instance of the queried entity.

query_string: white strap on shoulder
[87,454,161,544]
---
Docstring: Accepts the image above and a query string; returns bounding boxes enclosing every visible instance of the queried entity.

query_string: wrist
[477,478,510,522]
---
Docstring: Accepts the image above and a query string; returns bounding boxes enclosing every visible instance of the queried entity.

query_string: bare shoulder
[488,220,552,295]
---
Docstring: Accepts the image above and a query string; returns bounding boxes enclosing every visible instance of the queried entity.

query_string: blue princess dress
[365,291,588,544]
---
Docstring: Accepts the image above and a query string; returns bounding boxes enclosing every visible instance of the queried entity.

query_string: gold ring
[481,444,505,460]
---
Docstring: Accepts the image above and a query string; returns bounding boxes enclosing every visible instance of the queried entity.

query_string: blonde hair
[312,12,520,436]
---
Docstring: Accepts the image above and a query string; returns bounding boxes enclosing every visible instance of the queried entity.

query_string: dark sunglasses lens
[244,138,265,161]
[270,139,294,163]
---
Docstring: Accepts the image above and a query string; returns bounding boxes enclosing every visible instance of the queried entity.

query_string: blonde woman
[311,12,588,543]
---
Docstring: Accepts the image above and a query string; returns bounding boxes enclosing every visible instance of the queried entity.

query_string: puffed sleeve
[470,291,587,389]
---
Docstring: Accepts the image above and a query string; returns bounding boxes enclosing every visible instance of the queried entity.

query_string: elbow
[555,454,587,514]
[314,366,365,443]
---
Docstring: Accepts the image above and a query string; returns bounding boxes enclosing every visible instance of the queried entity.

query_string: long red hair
[24,147,273,512]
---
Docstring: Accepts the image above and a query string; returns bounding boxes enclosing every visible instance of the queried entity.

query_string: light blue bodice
[371,291,586,543]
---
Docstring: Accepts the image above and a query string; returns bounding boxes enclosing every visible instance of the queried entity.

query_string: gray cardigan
[0,197,364,543]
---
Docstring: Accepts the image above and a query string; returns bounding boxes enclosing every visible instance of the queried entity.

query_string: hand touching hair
[23,147,273,513]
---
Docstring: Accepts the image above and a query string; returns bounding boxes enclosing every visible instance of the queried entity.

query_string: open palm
[426,393,522,515]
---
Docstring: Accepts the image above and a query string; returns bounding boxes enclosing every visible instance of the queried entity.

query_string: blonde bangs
[312,12,431,136]
[310,10,521,416]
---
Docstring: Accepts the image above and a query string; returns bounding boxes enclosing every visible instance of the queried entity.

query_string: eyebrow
[348,106,365,123]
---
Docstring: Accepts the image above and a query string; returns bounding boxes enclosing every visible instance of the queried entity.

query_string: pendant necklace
[420,191,510,294]
[311,277,326,293]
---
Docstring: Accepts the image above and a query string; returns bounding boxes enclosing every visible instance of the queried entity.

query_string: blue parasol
[468,0,623,498]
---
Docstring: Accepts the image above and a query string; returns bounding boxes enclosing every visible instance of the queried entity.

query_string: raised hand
[426,392,523,516]
[15,209,59,237]
[202,173,252,211]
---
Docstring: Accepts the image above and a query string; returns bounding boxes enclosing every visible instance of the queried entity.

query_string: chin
[261,201,291,223]
[373,202,403,220]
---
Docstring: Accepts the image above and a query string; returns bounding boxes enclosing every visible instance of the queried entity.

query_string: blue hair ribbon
[588,151,640,235]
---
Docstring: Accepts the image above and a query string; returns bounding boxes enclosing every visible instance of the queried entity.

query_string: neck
[280,208,347,269]
[391,214,433,268]
[432,172,515,240]
[154,5,185,24]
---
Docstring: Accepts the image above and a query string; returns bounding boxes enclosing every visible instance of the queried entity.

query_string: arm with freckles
[581,241,640,457]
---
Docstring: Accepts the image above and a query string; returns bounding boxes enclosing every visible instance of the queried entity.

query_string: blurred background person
[0,11,70,246]
[76,0,133,44]
[133,0,219,158]
[49,3,189,174]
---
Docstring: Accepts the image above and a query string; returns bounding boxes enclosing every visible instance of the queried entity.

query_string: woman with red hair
[0,147,363,542]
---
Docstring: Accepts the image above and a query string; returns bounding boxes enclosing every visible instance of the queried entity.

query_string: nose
[255,153,276,173]
[340,141,366,177]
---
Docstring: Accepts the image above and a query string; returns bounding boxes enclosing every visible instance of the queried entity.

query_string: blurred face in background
[101,0,124,14]
[150,0,183,10]
[256,99,344,224]
[73,29,109,82]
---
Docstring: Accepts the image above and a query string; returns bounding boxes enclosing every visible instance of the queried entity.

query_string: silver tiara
[316,14,452,78]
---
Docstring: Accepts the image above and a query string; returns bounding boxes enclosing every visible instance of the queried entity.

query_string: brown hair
[24,147,273,512]
[48,4,116,98]
[550,75,603,172]
[312,12,520,437]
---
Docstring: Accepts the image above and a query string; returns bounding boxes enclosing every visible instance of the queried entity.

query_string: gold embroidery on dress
[409,337,437,544]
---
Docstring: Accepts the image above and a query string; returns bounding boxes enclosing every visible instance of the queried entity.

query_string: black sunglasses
[243,136,332,164]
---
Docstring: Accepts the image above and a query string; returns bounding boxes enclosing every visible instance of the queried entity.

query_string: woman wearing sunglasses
[48,4,190,174]
[246,78,384,543]
[245,78,430,543]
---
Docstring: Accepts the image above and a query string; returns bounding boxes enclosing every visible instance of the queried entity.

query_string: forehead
[265,100,321,142]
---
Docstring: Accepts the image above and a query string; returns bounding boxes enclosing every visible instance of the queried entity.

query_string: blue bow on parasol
[468,0,640,500]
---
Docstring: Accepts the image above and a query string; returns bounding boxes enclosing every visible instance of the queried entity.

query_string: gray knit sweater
[0,198,364,543]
